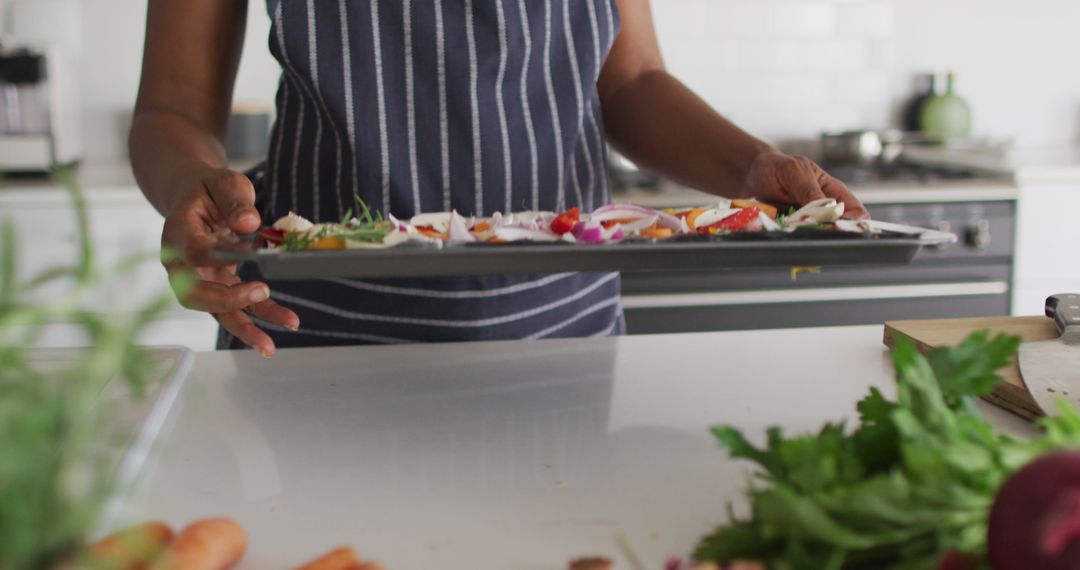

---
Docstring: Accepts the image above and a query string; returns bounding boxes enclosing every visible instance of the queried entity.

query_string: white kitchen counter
[118,326,1033,569]
[904,144,1080,185]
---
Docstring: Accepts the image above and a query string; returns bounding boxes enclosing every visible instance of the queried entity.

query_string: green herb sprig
[277,196,390,251]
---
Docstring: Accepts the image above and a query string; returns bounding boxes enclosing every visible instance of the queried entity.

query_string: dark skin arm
[599,0,869,219]
[131,0,299,357]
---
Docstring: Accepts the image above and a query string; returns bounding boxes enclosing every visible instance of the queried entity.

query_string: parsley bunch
[696,332,1080,570]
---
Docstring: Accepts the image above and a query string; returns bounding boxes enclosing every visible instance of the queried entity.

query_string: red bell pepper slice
[550,207,580,235]
[698,207,761,234]
[259,227,284,246]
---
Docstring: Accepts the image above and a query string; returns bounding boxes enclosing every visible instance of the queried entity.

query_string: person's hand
[161,169,299,356]
[740,151,870,219]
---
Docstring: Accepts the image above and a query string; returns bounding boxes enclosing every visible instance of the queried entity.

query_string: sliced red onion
[571,221,607,244]
[590,203,690,234]
[604,224,625,242]
[590,204,658,222]
[656,211,690,233]
[617,215,659,234]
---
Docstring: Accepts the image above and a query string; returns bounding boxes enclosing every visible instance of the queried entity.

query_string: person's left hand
[741,151,870,220]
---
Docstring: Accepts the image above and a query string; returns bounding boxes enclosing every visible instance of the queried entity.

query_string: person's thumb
[205,171,261,234]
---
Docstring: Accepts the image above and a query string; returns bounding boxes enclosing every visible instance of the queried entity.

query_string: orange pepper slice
[473,222,492,232]
[308,236,346,250]
[684,207,708,230]
[640,227,674,239]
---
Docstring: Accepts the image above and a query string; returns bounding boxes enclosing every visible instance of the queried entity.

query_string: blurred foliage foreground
[0,169,187,570]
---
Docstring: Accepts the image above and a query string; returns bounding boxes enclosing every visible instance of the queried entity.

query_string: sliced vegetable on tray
[256,197,875,252]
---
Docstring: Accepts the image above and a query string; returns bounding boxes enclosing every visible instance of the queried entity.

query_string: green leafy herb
[278,197,391,251]
[696,331,1080,569]
[355,193,376,225]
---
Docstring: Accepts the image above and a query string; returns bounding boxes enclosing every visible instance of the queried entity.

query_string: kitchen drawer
[624,285,1011,334]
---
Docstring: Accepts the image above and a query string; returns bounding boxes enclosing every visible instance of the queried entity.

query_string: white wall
[8,0,1080,159]
[651,0,896,143]
[652,0,1080,147]
[892,0,1080,147]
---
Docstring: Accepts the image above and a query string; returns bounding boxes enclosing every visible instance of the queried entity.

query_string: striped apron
[224,0,624,348]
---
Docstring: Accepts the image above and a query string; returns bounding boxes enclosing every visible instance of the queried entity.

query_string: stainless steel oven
[619,184,1017,334]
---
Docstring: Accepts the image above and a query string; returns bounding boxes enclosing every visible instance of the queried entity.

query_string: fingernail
[236,212,259,225]
[249,286,270,303]
[260,351,273,359]
[287,322,300,332]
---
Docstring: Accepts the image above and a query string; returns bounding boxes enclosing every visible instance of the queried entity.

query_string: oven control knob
[965,220,992,250]
[928,220,952,250]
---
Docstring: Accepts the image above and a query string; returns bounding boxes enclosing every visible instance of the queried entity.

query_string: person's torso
[261,0,620,221]
[235,0,625,348]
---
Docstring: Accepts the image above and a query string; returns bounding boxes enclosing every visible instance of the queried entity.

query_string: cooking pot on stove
[820,130,943,167]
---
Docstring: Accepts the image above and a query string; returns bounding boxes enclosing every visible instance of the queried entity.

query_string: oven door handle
[620,281,1010,310]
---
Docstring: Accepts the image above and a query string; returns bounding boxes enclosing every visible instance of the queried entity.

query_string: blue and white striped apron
[226,0,625,348]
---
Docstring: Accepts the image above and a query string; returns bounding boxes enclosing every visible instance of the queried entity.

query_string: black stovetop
[822,160,987,185]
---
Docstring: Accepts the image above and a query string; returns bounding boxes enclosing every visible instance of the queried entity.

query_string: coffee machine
[0,43,82,173]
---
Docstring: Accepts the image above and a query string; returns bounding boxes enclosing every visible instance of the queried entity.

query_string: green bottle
[919,72,973,141]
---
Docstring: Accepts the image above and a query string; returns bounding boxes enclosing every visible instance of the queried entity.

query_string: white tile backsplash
[652,0,898,141]
[39,0,1080,160]
[835,1,894,38]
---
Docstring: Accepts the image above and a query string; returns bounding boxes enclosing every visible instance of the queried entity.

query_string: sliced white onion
[272,211,315,233]
[491,226,560,242]
[381,230,443,248]
[758,212,781,232]
[410,212,452,232]
[387,213,412,232]
[789,198,845,224]
[447,210,476,243]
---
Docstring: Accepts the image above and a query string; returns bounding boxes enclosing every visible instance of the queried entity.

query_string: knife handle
[1046,294,1080,344]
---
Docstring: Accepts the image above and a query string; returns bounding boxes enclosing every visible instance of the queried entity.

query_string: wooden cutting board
[883,316,1058,421]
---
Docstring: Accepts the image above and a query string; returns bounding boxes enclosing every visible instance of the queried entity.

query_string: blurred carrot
[148,518,246,570]
[294,547,360,570]
[569,558,612,570]
[79,522,174,570]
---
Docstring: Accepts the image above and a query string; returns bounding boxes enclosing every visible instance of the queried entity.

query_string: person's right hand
[161,169,300,357]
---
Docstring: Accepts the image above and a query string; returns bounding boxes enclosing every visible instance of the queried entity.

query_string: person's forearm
[129,108,230,217]
[601,69,774,198]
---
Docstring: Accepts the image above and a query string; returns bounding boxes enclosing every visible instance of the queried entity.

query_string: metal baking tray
[212,221,956,280]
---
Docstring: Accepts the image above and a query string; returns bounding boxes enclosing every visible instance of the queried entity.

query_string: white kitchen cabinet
[1013,176,1080,316]
[0,174,219,351]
